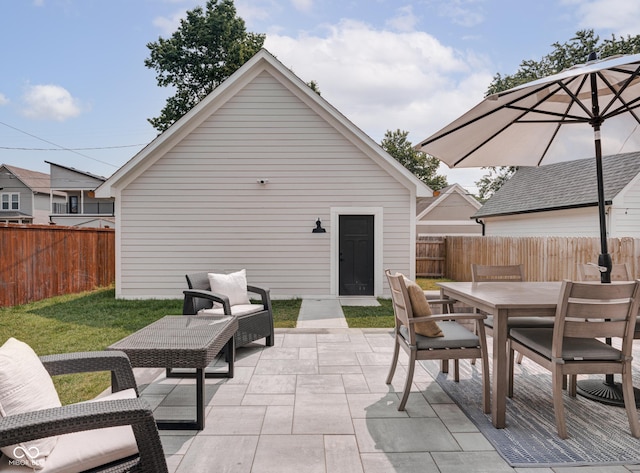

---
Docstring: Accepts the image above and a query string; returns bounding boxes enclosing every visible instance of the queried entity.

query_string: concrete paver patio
[134,302,640,473]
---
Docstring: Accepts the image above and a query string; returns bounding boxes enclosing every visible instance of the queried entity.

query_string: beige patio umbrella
[418,52,640,406]
[419,52,640,284]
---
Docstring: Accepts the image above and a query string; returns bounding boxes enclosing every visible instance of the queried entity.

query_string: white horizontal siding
[484,207,605,237]
[118,70,412,299]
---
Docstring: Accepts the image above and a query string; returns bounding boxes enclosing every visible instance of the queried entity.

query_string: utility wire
[0,120,144,168]
[0,144,146,151]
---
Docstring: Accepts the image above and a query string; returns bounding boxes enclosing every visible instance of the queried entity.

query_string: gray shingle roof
[473,151,640,218]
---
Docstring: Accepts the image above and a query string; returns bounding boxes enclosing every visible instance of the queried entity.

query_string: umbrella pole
[594,129,612,284]
[576,120,640,407]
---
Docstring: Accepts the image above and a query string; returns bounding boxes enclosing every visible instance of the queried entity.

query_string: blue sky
[1,0,639,192]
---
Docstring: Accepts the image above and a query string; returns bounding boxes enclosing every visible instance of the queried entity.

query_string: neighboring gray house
[473,151,640,237]
[0,164,65,225]
[416,183,482,236]
[96,49,432,300]
[46,161,115,228]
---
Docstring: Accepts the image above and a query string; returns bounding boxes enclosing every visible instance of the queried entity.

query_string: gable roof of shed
[417,183,481,218]
[96,49,431,198]
[474,151,640,218]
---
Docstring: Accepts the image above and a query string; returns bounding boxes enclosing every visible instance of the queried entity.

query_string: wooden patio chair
[577,261,640,353]
[385,270,490,413]
[471,264,555,375]
[508,280,640,439]
[577,262,631,282]
[471,263,525,282]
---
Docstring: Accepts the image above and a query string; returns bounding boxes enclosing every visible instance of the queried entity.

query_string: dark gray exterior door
[339,215,374,295]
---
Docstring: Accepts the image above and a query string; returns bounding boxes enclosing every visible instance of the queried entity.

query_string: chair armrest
[41,351,138,394]
[247,285,272,310]
[0,398,167,473]
[428,298,456,306]
[408,312,487,323]
[182,289,232,315]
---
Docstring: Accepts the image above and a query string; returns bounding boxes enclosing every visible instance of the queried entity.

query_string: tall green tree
[476,29,640,200]
[381,129,448,190]
[145,0,265,132]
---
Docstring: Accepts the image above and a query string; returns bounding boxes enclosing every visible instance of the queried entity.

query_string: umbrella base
[576,379,640,407]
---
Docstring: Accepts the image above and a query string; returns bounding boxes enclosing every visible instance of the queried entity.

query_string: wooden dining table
[437,281,562,428]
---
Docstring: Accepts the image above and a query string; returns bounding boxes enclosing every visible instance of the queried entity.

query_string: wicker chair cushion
[0,389,139,473]
[207,270,251,306]
[0,338,61,469]
[403,278,443,337]
[199,304,265,317]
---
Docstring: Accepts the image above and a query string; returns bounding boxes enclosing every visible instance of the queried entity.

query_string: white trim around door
[330,207,383,297]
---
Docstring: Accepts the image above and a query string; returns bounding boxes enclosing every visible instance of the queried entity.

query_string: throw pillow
[0,337,62,469]
[207,269,251,307]
[403,278,444,338]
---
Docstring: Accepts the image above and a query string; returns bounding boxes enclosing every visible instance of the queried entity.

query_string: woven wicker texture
[0,351,168,473]
[183,272,274,347]
[108,316,238,369]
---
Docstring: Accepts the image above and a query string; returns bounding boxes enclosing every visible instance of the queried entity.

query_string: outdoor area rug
[421,343,640,468]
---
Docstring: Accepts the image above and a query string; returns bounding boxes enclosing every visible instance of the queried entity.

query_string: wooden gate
[416,236,445,277]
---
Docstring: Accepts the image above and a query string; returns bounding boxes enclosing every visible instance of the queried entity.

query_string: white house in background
[473,151,640,237]
[0,164,65,225]
[46,161,115,228]
[96,49,432,300]
[416,183,482,236]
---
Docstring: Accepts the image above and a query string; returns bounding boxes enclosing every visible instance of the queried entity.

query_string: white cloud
[290,0,313,13]
[151,1,210,36]
[152,10,186,36]
[437,0,485,28]
[0,93,8,106]
[21,85,83,121]
[565,0,640,36]
[264,19,493,146]
[235,0,279,26]
[386,5,419,32]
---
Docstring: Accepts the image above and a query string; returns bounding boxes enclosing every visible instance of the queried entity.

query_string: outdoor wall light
[312,218,326,233]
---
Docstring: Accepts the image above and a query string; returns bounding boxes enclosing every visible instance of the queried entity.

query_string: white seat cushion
[0,389,139,473]
[0,338,62,469]
[199,304,264,317]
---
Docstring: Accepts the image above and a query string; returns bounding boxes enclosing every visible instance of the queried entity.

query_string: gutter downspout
[475,218,485,236]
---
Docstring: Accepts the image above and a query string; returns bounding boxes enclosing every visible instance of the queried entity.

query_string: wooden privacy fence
[416,237,446,277]
[0,224,115,307]
[438,235,640,282]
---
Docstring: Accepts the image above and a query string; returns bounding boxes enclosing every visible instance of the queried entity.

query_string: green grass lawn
[0,279,449,404]
[0,286,301,404]
[340,278,452,328]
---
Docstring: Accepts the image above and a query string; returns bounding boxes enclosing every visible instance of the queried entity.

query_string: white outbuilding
[96,49,432,299]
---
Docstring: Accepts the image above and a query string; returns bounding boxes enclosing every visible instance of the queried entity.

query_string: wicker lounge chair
[0,348,167,472]
[182,272,274,348]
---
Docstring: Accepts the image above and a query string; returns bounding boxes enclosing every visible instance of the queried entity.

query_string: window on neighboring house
[1,193,19,210]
